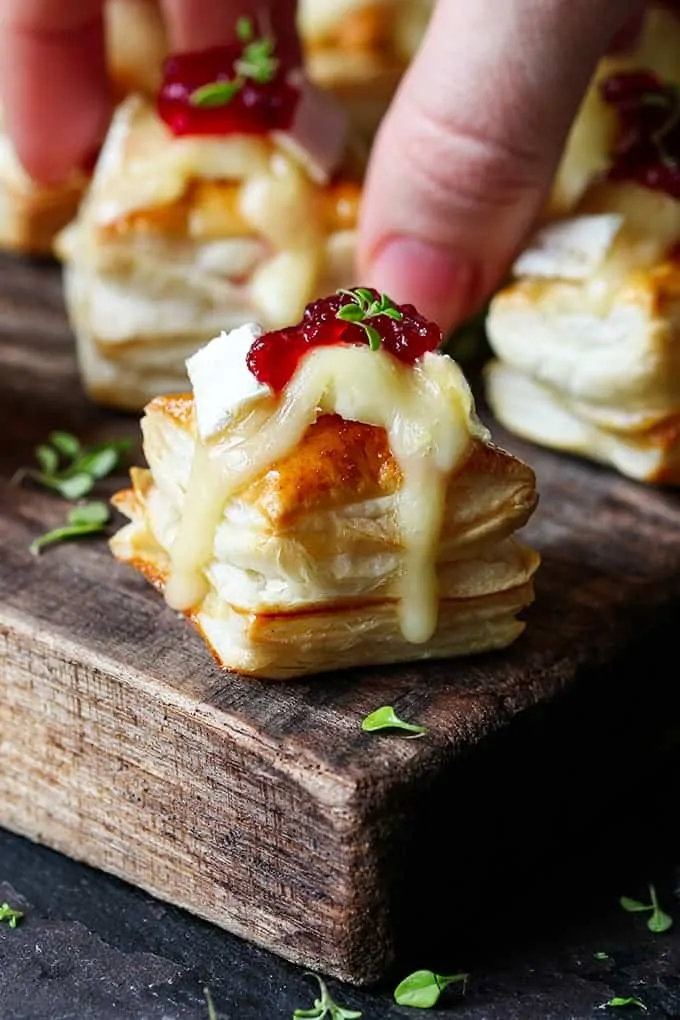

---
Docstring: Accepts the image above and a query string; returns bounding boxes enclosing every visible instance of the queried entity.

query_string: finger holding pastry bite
[54,12,365,412]
[111,288,540,680]
[359,0,645,332]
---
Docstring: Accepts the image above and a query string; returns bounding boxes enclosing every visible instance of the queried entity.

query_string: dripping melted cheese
[164,346,488,645]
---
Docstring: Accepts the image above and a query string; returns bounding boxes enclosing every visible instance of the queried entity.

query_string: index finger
[0,0,109,184]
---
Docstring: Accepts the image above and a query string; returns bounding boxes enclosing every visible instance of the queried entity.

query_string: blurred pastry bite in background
[0,0,168,256]
[299,0,433,141]
[485,2,680,485]
[55,20,364,411]
[547,0,680,217]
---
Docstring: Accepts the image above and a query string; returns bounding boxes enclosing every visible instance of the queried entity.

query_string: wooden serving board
[2,253,680,986]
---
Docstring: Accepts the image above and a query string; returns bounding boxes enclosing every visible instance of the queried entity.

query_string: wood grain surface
[1,253,680,985]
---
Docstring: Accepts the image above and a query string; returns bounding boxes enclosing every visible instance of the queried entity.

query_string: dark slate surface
[3,737,680,1020]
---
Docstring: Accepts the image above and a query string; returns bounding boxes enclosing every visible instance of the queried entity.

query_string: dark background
[3,699,680,1020]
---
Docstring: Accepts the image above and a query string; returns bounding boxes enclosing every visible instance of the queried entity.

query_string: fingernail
[367,236,474,330]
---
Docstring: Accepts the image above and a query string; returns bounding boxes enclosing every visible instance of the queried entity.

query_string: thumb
[358,0,643,330]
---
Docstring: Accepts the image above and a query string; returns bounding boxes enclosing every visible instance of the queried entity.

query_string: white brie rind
[56,93,362,411]
[111,348,540,679]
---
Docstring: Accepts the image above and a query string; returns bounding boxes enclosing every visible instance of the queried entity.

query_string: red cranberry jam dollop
[158,44,299,137]
[600,70,680,199]
[246,289,443,393]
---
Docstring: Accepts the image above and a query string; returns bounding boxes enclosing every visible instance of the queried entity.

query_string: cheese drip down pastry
[485,59,680,486]
[0,0,168,255]
[111,287,540,680]
[299,0,433,141]
[55,22,363,413]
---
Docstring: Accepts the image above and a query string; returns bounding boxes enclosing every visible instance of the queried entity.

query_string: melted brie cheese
[164,346,488,645]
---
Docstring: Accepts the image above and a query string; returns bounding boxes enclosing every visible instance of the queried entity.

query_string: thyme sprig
[335,289,404,350]
[30,501,110,556]
[293,974,361,1019]
[190,18,279,108]
[0,901,24,928]
[620,883,673,933]
[13,430,130,500]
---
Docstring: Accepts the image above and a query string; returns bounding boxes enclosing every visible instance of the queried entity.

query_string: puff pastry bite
[547,1,680,217]
[299,0,433,141]
[56,23,363,413]
[486,59,680,485]
[111,288,540,680]
[0,0,167,255]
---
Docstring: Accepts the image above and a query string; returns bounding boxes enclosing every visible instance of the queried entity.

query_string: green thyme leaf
[204,987,218,1020]
[363,325,382,351]
[361,706,427,737]
[236,35,278,84]
[35,444,59,475]
[293,974,362,1019]
[49,430,81,458]
[55,473,95,500]
[594,951,610,961]
[394,969,469,1008]
[190,79,243,108]
[30,501,110,556]
[648,883,673,933]
[602,997,647,1011]
[620,885,674,933]
[0,902,24,928]
[15,432,130,502]
[336,305,366,323]
[236,16,254,41]
[620,897,650,913]
[190,20,278,109]
[335,288,404,351]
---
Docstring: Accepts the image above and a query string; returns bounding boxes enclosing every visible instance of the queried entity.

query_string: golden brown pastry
[55,23,364,413]
[0,0,168,256]
[299,0,433,141]
[111,288,539,680]
[486,10,680,486]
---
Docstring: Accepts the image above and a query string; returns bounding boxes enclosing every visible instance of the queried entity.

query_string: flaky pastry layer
[486,360,680,484]
[111,403,540,678]
[487,255,680,419]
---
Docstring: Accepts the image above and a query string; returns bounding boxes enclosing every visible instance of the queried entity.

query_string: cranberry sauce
[246,288,443,393]
[157,29,299,137]
[600,70,680,199]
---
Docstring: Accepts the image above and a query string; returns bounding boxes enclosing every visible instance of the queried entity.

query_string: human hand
[358,0,647,331]
[0,0,298,185]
